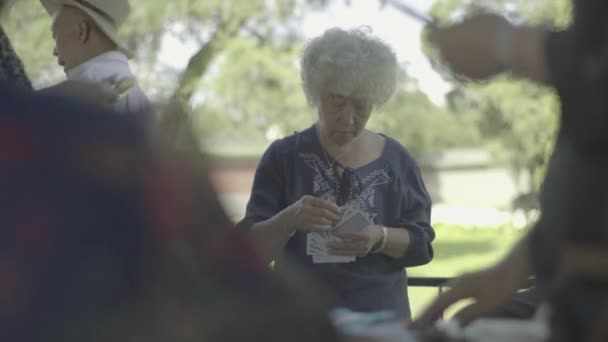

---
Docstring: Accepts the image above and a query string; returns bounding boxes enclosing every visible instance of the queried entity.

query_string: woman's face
[318,92,372,146]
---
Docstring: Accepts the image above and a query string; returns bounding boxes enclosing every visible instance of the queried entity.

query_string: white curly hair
[300,26,399,108]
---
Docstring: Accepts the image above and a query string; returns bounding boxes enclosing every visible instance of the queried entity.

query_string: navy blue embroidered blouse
[238,125,435,317]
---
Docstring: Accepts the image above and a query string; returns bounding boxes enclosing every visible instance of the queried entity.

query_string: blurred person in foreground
[237,27,435,319]
[0,0,117,105]
[40,0,150,113]
[414,2,608,341]
[0,84,337,342]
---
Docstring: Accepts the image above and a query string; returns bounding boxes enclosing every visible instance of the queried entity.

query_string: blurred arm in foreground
[415,3,608,341]
[428,13,550,83]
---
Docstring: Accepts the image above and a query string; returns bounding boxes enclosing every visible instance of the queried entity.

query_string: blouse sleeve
[235,140,287,231]
[390,158,435,268]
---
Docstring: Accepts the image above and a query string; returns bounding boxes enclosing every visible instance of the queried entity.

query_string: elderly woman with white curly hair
[237,27,435,318]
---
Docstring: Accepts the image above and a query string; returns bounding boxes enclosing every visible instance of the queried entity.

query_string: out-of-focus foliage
[3,1,59,86]
[196,37,313,145]
[5,0,465,155]
[4,0,566,163]
[368,69,480,157]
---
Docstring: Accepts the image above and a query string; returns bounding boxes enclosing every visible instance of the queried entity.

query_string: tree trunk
[163,18,246,149]
[172,30,221,101]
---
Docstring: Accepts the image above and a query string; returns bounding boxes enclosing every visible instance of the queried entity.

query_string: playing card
[306,234,319,255]
[313,254,355,263]
[307,232,325,255]
[309,232,355,263]
[309,242,323,254]
[333,210,371,234]
[334,206,349,227]
[335,205,357,227]
[308,206,371,264]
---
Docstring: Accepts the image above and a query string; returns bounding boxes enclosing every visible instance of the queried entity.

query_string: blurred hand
[328,225,383,257]
[283,195,340,233]
[412,261,524,327]
[42,80,117,106]
[430,13,513,80]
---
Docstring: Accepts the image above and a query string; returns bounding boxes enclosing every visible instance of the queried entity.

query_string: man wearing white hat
[41,0,150,114]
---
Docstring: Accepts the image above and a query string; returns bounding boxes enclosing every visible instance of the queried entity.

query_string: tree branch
[172,29,221,101]
[172,15,249,101]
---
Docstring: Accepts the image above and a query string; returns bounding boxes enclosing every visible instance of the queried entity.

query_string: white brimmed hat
[41,0,132,57]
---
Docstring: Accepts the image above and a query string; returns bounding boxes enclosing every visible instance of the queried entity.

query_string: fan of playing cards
[307,205,373,264]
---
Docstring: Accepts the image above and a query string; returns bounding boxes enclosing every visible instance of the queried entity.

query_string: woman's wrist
[277,207,297,236]
[370,225,388,254]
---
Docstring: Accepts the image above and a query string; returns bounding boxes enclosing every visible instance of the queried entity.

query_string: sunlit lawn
[407,224,526,319]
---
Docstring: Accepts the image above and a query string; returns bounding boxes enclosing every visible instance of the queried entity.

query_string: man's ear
[78,21,91,43]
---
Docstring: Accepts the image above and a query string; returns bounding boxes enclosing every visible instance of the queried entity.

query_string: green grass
[407,224,526,319]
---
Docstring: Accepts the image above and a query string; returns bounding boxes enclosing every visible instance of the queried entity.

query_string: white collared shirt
[67,51,151,114]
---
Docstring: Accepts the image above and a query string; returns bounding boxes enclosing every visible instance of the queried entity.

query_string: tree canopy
[3,0,573,176]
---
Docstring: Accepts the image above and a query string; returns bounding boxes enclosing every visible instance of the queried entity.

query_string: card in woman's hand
[332,210,372,234]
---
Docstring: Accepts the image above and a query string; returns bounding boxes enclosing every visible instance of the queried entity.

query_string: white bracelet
[374,226,389,253]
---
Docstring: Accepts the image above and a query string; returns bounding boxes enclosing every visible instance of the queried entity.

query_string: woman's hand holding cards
[284,195,341,233]
[328,225,384,257]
